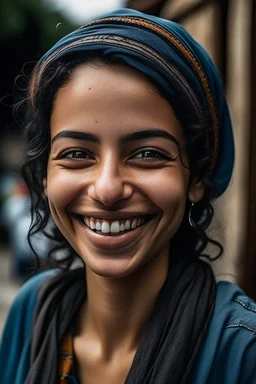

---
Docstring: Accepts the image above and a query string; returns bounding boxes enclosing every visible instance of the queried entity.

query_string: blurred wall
[160,0,251,282]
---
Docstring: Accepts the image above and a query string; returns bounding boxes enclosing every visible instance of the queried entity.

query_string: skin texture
[46,63,204,383]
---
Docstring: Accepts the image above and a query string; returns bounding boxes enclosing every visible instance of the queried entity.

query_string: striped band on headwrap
[30,8,234,197]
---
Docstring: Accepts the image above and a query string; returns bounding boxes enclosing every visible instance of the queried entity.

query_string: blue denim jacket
[1,271,256,383]
[190,281,256,383]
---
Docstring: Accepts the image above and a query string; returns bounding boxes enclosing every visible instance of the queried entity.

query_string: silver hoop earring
[188,202,196,229]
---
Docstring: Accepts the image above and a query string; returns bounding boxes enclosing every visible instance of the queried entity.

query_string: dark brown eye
[133,149,171,161]
[60,149,93,161]
[66,151,87,159]
[137,150,160,159]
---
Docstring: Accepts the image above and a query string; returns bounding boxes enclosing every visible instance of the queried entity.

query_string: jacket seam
[233,297,256,313]
[225,323,256,335]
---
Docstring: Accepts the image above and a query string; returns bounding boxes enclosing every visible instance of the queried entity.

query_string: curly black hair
[15,52,223,272]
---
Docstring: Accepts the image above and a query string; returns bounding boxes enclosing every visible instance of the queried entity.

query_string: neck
[76,253,169,358]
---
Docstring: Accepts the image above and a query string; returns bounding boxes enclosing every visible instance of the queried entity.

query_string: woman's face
[46,62,203,277]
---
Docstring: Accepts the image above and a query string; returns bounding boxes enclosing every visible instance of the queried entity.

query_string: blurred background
[0,0,255,333]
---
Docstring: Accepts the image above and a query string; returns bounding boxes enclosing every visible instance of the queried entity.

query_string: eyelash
[58,148,174,162]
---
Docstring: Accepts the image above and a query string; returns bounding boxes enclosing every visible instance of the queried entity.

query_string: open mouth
[71,213,156,236]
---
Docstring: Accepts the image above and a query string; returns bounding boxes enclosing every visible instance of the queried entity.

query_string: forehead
[53,61,164,107]
[50,62,185,144]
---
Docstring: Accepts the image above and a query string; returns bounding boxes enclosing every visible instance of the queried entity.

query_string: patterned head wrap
[31,8,234,197]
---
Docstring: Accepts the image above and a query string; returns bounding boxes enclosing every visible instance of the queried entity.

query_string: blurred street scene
[0,246,20,334]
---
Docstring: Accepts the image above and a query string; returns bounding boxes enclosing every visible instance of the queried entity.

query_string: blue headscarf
[31,8,234,197]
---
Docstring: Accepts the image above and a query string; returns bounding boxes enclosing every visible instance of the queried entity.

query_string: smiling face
[46,62,203,278]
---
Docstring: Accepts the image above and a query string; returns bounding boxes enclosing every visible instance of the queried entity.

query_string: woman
[1,8,255,384]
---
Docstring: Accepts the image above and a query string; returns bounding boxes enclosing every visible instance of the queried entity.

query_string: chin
[84,257,141,279]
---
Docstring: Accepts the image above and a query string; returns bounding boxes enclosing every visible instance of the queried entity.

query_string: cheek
[46,168,81,209]
[139,168,189,210]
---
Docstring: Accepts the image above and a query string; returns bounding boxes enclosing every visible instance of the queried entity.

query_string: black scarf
[25,259,215,383]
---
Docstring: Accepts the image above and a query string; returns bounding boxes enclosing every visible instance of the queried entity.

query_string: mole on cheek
[88,87,91,91]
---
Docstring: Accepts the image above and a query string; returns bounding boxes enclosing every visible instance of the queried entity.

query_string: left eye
[60,150,92,160]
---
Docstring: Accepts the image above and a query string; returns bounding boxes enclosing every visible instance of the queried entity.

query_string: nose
[87,156,133,207]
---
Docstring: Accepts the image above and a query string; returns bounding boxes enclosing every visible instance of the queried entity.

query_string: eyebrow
[52,131,99,144]
[51,129,180,147]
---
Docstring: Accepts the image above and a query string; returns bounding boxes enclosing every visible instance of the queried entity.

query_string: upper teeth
[84,217,145,234]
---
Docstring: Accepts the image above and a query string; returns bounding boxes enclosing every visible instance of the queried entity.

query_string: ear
[188,178,205,203]
[43,178,48,198]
